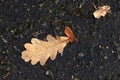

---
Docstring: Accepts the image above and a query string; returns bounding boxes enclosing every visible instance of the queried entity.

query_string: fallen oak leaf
[22,34,70,66]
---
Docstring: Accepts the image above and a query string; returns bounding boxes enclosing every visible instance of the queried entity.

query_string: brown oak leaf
[21,34,69,66]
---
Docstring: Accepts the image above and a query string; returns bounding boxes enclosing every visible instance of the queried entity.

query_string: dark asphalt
[0,0,120,80]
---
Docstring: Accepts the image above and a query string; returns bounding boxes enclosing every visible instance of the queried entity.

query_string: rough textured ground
[0,0,120,80]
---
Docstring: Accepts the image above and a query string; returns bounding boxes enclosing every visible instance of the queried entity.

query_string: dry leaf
[93,5,111,19]
[64,26,75,42]
[21,34,69,66]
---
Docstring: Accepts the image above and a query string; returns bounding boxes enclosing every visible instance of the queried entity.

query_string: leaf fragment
[64,26,75,42]
[93,5,111,19]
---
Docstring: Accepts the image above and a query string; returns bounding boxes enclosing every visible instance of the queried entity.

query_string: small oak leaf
[93,5,111,19]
